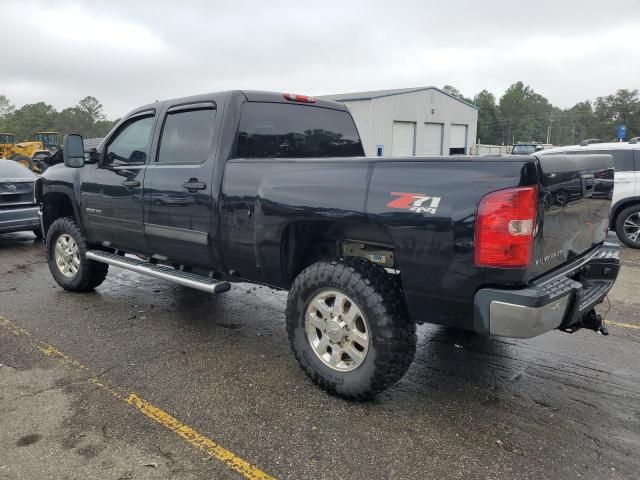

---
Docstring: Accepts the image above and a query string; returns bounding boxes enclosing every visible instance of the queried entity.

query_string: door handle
[183,179,207,192]
[121,179,140,188]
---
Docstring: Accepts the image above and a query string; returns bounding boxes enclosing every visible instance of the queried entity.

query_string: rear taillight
[475,186,538,268]
[283,93,316,103]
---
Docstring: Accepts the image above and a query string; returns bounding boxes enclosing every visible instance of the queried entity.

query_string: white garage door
[392,121,416,156]
[450,124,468,150]
[423,123,443,155]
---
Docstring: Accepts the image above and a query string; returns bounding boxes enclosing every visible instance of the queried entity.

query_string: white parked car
[538,139,640,248]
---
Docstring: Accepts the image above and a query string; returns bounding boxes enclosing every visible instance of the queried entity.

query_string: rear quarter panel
[366,158,537,329]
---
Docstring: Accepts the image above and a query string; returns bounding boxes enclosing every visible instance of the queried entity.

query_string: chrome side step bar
[86,250,231,294]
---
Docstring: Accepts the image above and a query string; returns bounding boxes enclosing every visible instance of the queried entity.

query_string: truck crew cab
[38,90,620,400]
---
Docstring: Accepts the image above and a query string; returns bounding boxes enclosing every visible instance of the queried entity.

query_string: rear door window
[235,102,364,158]
[157,107,217,164]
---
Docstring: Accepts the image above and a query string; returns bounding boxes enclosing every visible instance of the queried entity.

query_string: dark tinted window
[105,115,155,166]
[589,150,634,171]
[235,102,364,158]
[157,108,217,164]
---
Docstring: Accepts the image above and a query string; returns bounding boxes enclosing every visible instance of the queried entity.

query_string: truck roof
[126,90,349,118]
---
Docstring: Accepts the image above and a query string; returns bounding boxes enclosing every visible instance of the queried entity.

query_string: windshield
[512,145,537,155]
[34,133,59,150]
[235,102,364,158]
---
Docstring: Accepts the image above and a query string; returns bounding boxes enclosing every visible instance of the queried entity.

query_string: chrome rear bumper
[474,243,620,338]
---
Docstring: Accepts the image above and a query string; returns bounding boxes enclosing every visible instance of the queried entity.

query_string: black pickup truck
[38,90,620,399]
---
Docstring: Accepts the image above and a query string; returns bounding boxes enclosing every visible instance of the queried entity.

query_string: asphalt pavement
[1,232,639,479]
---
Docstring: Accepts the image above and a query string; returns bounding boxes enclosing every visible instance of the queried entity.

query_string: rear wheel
[286,258,416,400]
[12,155,33,170]
[46,217,109,291]
[615,205,640,249]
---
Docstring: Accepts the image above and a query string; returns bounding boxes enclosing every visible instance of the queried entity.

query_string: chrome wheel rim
[54,234,80,278]
[305,289,369,372]
[623,212,640,244]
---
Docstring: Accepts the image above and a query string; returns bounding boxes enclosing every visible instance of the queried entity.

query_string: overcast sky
[3,0,639,118]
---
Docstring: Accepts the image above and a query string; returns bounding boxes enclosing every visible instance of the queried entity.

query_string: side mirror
[63,134,85,168]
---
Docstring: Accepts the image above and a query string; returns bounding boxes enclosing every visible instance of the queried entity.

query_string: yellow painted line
[607,320,640,331]
[0,316,276,480]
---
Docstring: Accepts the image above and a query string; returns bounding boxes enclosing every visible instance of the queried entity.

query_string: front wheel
[286,258,416,400]
[46,217,109,291]
[615,205,640,249]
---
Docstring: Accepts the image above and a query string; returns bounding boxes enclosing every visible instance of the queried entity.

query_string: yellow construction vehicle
[0,133,15,158]
[2,131,60,172]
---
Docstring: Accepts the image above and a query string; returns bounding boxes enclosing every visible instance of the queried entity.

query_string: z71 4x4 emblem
[387,192,441,214]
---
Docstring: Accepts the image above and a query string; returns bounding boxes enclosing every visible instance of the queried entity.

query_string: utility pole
[546,113,554,144]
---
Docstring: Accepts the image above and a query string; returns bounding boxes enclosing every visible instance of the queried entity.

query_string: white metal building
[321,87,478,157]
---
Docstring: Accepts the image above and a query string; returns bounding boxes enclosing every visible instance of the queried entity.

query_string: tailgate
[530,153,614,278]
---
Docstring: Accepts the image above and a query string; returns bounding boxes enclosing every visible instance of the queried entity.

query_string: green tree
[549,101,597,145]
[498,82,553,144]
[0,95,14,118]
[77,96,105,122]
[55,97,115,138]
[1,95,116,146]
[0,95,15,132]
[473,90,501,144]
[593,89,639,141]
[94,119,117,137]
[442,85,472,104]
[56,107,89,136]
[5,102,58,142]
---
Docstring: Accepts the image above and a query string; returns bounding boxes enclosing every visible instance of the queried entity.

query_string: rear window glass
[235,102,364,158]
[512,145,537,154]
